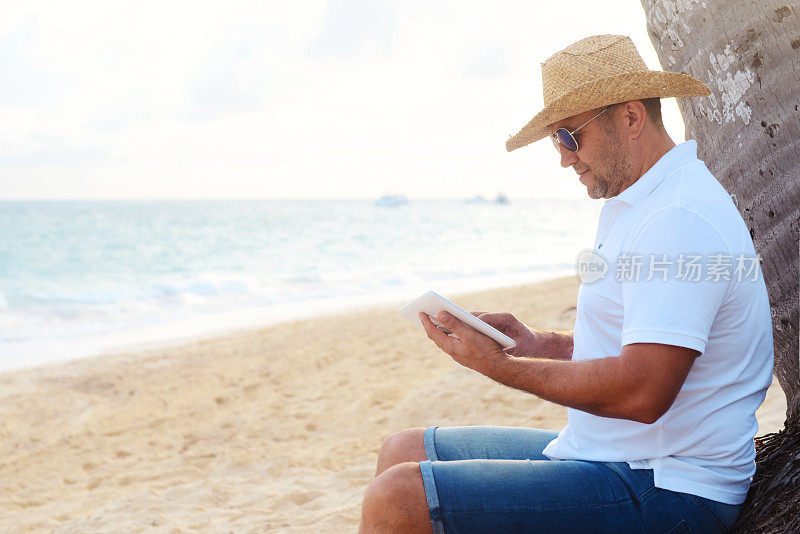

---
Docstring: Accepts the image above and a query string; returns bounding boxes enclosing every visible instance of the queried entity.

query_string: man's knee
[361,462,431,533]
[376,427,427,476]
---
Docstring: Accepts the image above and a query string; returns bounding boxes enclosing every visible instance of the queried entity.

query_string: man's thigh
[424,425,559,462]
[418,458,731,534]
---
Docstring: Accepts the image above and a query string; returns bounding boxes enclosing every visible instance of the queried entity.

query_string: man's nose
[559,145,579,168]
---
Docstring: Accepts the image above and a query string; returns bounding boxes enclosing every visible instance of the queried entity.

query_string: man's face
[549,106,636,200]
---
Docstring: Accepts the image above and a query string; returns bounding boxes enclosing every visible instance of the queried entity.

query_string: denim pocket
[687,494,738,531]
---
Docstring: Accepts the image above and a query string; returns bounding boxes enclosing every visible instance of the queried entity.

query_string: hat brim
[506,71,711,152]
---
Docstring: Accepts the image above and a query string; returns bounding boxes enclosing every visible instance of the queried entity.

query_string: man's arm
[470,312,574,360]
[422,312,697,424]
[528,328,574,361]
[478,343,696,423]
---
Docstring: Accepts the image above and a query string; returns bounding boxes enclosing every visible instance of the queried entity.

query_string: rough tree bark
[640,0,799,531]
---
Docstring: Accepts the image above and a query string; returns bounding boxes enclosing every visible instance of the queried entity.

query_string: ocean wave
[11,273,268,308]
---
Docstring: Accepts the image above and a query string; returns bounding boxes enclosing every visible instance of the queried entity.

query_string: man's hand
[469,311,539,357]
[419,311,508,373]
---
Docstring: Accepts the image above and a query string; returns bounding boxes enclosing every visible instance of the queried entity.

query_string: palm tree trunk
[640,1,800,531]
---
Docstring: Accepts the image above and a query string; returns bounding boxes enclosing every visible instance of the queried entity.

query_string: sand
[0,276,787,533]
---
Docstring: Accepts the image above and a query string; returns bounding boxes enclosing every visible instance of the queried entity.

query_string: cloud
[461,49,508,79]
[0,27,62,108]
[308,0,396,60]
[185,32,264,121]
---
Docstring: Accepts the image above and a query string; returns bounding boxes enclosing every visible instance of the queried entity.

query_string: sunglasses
[550,106,612,153]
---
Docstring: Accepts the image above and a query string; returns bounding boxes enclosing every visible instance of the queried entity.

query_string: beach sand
[0,276,787,532]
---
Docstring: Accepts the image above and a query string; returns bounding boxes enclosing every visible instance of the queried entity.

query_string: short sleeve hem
[621,329,707,353]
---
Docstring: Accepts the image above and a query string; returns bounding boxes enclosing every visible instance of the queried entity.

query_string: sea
[0,199,602,371]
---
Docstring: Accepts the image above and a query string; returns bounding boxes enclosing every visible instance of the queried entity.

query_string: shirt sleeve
[620,207,730,354]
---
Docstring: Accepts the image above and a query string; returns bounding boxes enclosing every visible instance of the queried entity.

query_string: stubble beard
[586,125,636,200]
[586,174,610,199]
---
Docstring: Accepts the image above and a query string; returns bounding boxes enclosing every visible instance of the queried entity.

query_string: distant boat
[494,192,509,204]
[375,195,409,207]
[465,195,488,204]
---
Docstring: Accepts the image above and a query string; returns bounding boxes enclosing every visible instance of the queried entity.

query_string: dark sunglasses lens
[555,129,578,152]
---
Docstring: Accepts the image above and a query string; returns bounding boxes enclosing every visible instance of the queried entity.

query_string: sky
[0,0,690,200]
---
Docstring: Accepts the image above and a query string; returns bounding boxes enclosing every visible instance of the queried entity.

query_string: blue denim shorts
[418,426,741,534]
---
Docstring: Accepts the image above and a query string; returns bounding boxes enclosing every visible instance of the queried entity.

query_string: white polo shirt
[541,141,774,505]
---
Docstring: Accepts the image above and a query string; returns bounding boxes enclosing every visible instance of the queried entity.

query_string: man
[359,35,774,533]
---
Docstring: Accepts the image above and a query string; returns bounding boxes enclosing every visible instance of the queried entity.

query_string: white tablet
[398,290,517,350]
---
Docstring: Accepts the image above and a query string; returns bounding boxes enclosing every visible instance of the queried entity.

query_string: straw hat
[506,34,710,152]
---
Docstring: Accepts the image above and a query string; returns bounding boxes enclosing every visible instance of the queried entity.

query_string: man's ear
[622,100,647,140]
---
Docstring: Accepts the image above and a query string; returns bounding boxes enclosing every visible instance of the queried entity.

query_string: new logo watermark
[576,250,608,283]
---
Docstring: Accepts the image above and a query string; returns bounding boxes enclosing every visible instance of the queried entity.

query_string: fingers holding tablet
[399,291,516,350]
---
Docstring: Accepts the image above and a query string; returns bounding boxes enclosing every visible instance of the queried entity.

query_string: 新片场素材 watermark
[576,251,760,284]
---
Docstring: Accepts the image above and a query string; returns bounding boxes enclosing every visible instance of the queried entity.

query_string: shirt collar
[609,140,698,206]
